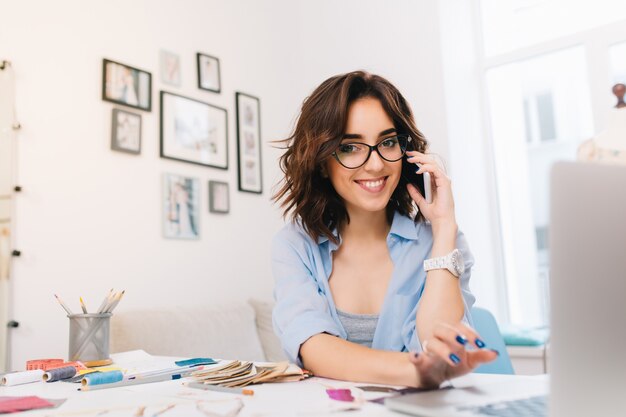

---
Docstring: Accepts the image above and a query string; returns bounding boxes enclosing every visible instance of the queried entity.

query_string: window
[485,47,594,325]
[610,41,626,84]
[481,0,626,57]
[476,1,626,325]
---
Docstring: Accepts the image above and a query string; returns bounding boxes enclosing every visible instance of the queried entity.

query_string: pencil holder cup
[68,313,112,367]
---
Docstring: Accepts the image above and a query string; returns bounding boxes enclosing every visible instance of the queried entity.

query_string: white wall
[293,0,451,160]
[1,0,300,370]
[437,0,506,322]
[0,0,496,370]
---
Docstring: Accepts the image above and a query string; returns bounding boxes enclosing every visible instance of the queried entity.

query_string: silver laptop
[386,162,626,416]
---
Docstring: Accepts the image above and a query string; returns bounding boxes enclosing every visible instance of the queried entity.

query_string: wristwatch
[423,249,465,277]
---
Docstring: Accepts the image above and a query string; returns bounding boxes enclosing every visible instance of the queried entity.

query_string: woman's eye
[380,138,398,148]
[338,144,359,154]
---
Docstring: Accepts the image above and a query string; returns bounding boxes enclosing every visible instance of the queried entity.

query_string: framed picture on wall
[102,59,152,111]
[160,91,228,169]
[197,53,221,93]
[163,173,200,240]
[111,108,141,154]
[235,92,263,194]
[208,180,229,214]
[159,50,181,87]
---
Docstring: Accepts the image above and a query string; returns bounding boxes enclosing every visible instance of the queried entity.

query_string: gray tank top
[336,308,379,348]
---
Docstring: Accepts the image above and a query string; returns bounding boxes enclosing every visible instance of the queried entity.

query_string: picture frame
[235,92,263,194]
[159,50,181,87]
[208,181,230,214]
[111,108,141,154]
[197,53,221,93]
[160,91,228,169]
[163,173,200,240]
[102,58,152,111]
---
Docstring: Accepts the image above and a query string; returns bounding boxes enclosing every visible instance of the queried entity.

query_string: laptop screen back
[549,162,626,416]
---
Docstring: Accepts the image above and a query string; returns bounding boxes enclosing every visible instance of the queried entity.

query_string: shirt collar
[316,211,418,247]
[317,228,341,251]
[389,211,419,241]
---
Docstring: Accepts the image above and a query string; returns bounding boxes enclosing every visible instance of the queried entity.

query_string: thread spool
[43,365,76,382]
[47,361,86,372]
[1,369,44,386]
[81,370,124,386]
[26,358,63,371]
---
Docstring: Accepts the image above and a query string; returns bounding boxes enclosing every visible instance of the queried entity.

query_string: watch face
[452,249,465,276]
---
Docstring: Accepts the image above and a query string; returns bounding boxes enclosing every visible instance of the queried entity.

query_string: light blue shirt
[271,211,475,367]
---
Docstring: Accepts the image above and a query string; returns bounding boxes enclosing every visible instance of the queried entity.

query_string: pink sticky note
[0,396,55,413]
[326,388,355,402]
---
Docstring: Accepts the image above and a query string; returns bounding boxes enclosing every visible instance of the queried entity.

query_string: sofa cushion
[248,298,288,362]
[110,303,266,361]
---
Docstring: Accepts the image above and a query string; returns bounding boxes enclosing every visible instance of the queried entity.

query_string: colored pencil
[79,297,88,314]
[54,294,73,315]
[96,288,114,313]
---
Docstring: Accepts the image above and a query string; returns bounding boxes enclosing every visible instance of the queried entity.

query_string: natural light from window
[484,47,594,325]
[481,0,626,57]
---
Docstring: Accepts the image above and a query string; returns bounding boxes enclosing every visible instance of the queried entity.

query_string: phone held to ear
[402,158,432,204]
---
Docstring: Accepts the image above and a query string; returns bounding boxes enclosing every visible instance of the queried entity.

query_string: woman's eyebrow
[342,128,397,140]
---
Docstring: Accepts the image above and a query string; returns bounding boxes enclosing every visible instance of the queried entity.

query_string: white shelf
[507,345,548,375]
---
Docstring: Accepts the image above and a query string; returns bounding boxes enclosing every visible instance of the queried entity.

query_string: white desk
[1,372,546,416]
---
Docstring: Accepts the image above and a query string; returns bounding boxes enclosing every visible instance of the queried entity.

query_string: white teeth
[360,179,384,189]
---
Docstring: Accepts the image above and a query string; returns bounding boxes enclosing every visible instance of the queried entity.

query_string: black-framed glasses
[331,134,411,169]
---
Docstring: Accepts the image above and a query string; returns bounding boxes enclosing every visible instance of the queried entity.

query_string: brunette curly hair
[273,71,428,243]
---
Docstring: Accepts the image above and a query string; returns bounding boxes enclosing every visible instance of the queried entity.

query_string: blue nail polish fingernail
[455,335,467,345]
[449,353,461,365]
[475,338,486,348]
[490,349,500,356]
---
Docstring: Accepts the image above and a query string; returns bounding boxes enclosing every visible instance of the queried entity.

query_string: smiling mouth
[354,177,388,192]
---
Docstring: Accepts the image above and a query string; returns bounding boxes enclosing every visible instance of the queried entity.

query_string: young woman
[272,71,497,388]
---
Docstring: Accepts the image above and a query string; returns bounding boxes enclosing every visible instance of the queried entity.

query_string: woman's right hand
[410,322,499,389]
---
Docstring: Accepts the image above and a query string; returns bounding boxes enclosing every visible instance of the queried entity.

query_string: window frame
[439,0,626,325]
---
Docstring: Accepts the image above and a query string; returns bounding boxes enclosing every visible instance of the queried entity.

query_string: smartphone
[402,158,432,204]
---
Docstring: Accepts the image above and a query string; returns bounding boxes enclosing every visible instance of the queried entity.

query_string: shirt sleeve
[402,229,476,353]
[271,229,343,367]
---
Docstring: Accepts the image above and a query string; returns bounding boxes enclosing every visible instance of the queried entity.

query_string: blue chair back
[470,307,515,374]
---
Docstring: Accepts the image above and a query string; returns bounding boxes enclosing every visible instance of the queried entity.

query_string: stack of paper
[191,360,310,388]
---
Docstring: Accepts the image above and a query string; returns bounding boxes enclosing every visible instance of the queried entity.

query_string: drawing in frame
[159,50,181,87]
[197,53,221,93]
[160,91,228,169]
[102,58,152,111]
[235,92,263,194]
[163,173,200,240]
[111,108,141,154]
[208,180,229,214]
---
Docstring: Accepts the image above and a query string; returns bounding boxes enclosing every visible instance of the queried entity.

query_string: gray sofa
[110,298,287,362]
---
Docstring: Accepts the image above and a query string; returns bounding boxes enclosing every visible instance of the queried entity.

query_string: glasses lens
[378,135,407,162]
[335,143,370,168]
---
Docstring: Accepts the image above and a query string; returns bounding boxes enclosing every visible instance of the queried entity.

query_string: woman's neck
[340,207,390,242]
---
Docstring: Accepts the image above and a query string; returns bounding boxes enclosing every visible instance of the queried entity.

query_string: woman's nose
[363,148,385,171]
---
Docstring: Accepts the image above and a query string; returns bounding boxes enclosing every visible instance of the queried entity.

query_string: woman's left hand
[405,151,456,231]
[410,321,499,389]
